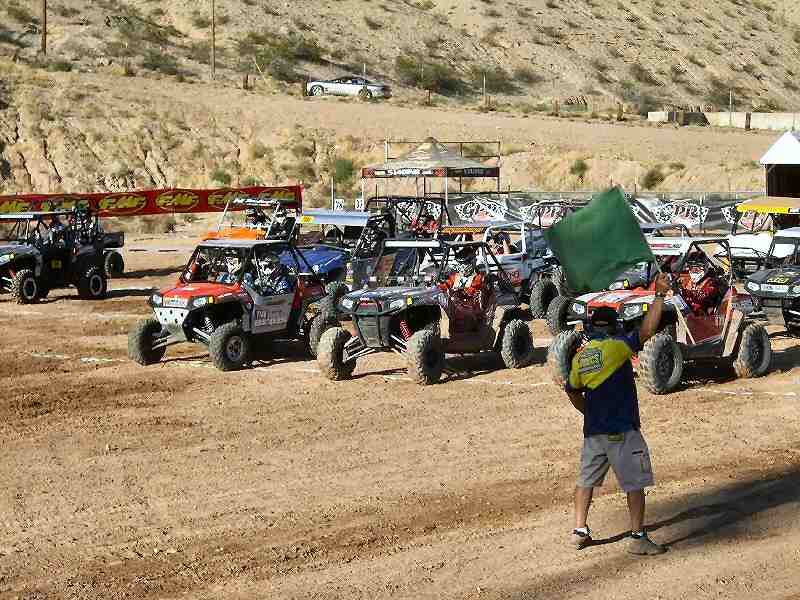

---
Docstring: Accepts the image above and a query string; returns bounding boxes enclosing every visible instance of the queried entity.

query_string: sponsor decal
[761,284,789,293]
[164,296,189,307]
[654,201,709,227]
[254,308,285,326]
[98,194,148,215]
[767,274,792,284]
[578,348,603,375]
[156,191,200,212]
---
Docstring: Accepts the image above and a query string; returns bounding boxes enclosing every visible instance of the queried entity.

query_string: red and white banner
[0,185,303,216]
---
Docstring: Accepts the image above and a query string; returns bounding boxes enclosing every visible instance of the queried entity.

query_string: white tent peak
[760,131,800,166]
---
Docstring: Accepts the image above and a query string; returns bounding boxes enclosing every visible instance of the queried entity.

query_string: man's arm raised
[639,273,672,344]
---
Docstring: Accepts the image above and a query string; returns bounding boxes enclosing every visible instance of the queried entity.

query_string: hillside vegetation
[0,0,793,204]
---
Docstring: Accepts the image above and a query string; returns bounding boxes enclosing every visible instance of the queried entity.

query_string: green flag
[544,187,654,294]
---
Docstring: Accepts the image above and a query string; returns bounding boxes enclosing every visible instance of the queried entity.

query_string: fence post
[41,0,47,55]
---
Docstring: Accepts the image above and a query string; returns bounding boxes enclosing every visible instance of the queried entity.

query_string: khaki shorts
[578,430,655,493]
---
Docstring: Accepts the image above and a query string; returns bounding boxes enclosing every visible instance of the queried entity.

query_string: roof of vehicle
[648,236,728,255]
[299,209,371,227]
[197,238,289,249]
[384,239,443,248]
[441,221,522,234]
[0,211,76,220]
[736,196,800,214]
[640,222,690,232]
[232,198,284,208]
[773,227,800,239]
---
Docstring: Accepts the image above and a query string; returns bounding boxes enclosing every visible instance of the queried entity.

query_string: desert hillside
[1,0,797,205]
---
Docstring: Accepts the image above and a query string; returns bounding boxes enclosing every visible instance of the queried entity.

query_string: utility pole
[41,0,47,55]
[211,0,216,79]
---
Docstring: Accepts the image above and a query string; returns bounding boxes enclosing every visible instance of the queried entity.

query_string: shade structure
[361,138,499,179]
[760,131,800,166]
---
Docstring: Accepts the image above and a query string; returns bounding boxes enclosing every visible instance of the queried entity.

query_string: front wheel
[310,85,324,96]
[358,88,373,100]
[546,295,574,336]
[406,329,444,385]
[10,269,39,304]
[104,251,125,278]
[733,323,772,378]
[317,327,356,380]
[77,265,107,300]
[638,332,684,395]
[500,319,534,369]
[128,318,167,365]
[547,330,583,388]
[306,313,339,358]
[209,322,251,371]
[529,279,558,319]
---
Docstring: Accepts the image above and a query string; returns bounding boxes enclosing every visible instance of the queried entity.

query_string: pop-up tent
[360,137,500,204]
[760,131,800,197]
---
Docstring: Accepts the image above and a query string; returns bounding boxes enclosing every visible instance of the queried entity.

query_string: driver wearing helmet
[444,245,484,295]
[490,230,513,255]
[215,254,245,284]
[679,252,723,315]
[247,251,296,296]
[246,207,268,227]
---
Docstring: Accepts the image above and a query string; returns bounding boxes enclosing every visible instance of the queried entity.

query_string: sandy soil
[1,239,800,599]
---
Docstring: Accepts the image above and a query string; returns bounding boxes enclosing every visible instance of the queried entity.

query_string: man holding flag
[544,187,668,555]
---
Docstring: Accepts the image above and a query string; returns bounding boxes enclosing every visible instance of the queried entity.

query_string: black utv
[745,227,800,336]
[317,240,535,385]
[0,209,107,303]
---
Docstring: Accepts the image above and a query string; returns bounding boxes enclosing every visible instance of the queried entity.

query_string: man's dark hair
[590,306,619,329]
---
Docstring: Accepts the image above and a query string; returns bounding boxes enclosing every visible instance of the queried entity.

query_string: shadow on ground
[504,465,800,599]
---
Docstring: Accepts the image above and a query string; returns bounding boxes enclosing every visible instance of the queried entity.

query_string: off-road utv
[548,238,772,395]
[0,209,108,303]
[729,196,800,278]
[437,221,562,317]
[128,238,329,371]
[317,240,535,385]
[299,202,440,311]
[204,197,299,242]
[546,232,695,335]
[745,227,800,336]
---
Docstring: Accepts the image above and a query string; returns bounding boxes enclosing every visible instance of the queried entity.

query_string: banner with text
[0,185,303,217]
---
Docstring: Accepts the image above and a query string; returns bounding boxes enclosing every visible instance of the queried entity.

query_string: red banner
[0,185,303,216]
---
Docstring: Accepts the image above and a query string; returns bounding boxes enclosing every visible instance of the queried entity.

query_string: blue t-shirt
[566,330,642,437]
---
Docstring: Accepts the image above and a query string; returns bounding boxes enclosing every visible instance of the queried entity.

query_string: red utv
[128,239,329,371]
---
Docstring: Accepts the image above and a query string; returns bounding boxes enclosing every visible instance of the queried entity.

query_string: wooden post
[41,0,47,55]
[211,0,216,79]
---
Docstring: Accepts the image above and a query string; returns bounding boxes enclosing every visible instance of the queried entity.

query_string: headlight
[340,297,354,310]
[151,294,163,305]
[312,264,320,273]
[0,254,12,265]
[623,304,644,318]
[792,285,800,295]
[571,302,586,315]
[389,298,406,311]
[745,281,760,292]
[191,296,215,308]
[609,281,624,290]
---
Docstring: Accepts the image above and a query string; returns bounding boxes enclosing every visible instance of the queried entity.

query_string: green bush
[46,59,73,72]
[333,158,356,183]
[468,65,516,93]
[642,166,664,190]
[513,66,544,85]
[570,159,590,183]
[394,53,465,95]
[211,167,232,186]
[142,50,180,75]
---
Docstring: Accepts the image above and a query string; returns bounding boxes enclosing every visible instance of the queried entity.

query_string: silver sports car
[306,76,391,99]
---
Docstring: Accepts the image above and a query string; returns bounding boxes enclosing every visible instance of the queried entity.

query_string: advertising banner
[443,191,764,232]
[0,185,303,216]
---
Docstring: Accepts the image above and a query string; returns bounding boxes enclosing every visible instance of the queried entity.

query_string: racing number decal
[254,309,284,327]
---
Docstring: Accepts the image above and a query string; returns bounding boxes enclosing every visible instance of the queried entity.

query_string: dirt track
[2,238,800,599]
